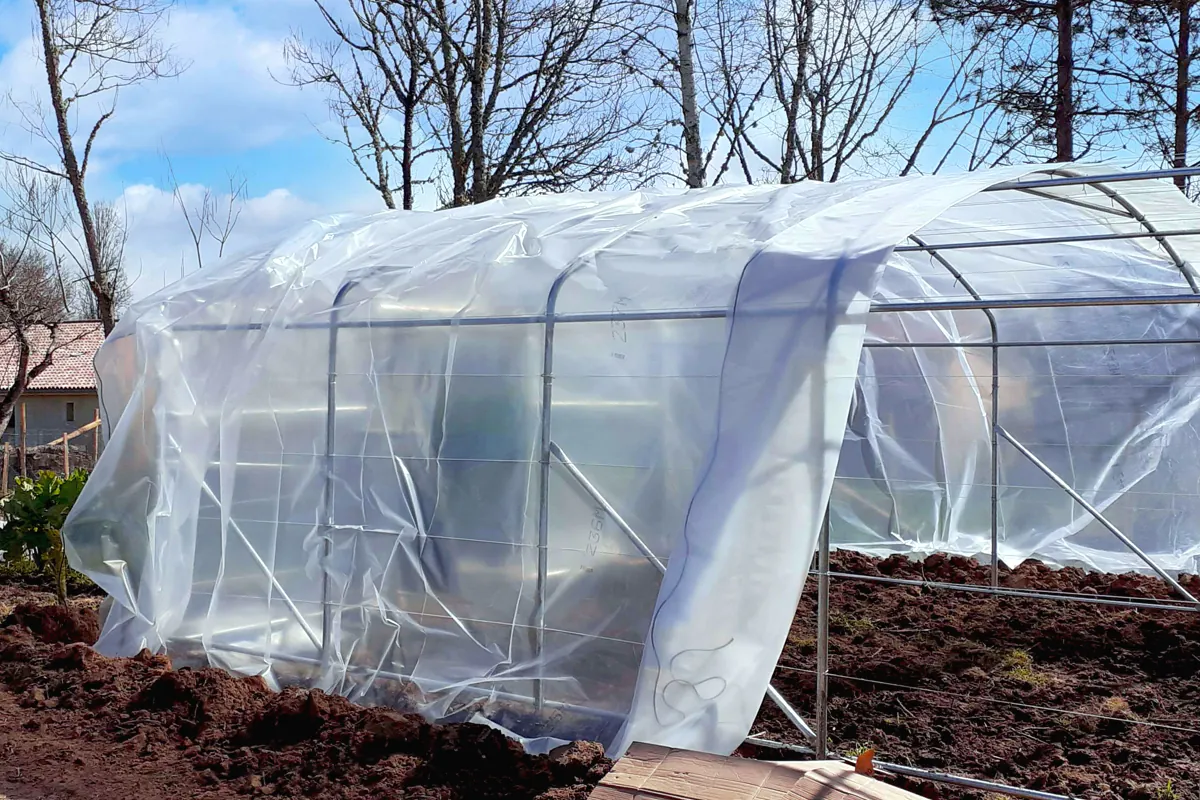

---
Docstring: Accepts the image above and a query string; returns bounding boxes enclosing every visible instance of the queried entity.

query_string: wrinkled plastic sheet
[63,165,1200,759]
[838,170,1200,575]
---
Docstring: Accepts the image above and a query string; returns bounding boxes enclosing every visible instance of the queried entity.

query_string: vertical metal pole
[990,345,1000,588]
[909,234,1001,588]
[535,263,586,710]
[320,282,355,671]
[814,511,831,759]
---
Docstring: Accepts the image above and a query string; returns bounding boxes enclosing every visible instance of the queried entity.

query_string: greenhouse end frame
[179,166,1200,800]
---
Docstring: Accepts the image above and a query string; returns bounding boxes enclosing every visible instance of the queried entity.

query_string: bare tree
[285,0,433,210]
[930,0,1134,164]
[0,242,67,436]
[3,167,130,320]
[0,185,78,436]
[296,0,657,208]
[81,201,131,318]
[0,0,182,334]
[1096,0,1200,194]
[165,159,248,270]
[606,0,751,188]
[730,0,930,182]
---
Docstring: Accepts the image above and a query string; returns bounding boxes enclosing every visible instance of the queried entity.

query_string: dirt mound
[0,596,612,800]
[750,550,1200,799]
[1,601,99,644]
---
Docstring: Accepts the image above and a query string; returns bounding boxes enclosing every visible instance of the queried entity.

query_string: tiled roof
[0,321,104,392]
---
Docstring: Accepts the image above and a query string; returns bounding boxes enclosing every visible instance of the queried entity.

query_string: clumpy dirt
[743,551,1200,800]
[1,602,100,645]
[3,553,1198,800]
[0,594,611,800]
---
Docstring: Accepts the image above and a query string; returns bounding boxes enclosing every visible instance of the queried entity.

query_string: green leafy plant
[843,742,874,758]
[0,470,88,605]
[1152,779,1178,800]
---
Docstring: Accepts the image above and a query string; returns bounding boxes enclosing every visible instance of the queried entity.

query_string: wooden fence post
[62,433,69,475]
[2,443,9,493]
[93,408,100,458]
[19,403,27,478]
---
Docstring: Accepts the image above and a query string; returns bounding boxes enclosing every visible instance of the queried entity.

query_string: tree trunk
[403,72,418,211]
[1055,0,1074,162]
[34,0,115,335]
[675,0,705,188]
[469,0,491,203]
[1175,0,1192,192]
[0,336,31,439]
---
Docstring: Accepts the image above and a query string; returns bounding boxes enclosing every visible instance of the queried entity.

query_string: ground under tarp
[0,592,609,800]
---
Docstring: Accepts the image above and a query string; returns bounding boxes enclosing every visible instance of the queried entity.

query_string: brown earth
[0,597,611,800]
[743,551,1200,800]
[2,553,1197,800]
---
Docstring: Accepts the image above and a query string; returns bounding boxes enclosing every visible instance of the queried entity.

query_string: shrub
[0,470,88,605]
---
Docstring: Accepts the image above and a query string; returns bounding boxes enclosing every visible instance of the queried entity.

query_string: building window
[66,402,75,423]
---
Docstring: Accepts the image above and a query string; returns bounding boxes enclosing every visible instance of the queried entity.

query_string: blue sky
[0,0,385,297]
[0,0,1154,301]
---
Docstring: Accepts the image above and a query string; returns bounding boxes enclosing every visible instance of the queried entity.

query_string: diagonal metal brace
[996,425,1200,606]
[549,441,818,743]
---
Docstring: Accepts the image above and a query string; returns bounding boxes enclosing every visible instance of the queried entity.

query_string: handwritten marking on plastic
[585,504,605,558]
[610,296,631,360]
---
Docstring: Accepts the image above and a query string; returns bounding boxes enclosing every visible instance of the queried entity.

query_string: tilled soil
[2,554,1197,800]
[0,599,610,800]
[744,552,1200,800]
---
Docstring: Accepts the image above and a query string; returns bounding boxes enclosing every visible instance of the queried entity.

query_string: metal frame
[193,166,1200,800]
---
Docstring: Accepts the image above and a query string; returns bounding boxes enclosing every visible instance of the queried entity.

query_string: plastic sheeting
[839,168,1200,575]
[62,164,1200,759]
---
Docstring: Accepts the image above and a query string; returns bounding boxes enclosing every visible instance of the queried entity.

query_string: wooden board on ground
[590,744,924,800]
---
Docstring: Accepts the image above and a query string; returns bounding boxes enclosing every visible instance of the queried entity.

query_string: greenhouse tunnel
[61,164,1200,759]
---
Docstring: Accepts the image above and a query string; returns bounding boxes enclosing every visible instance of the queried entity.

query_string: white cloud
[0,0,333,185]
[118,182,344,299]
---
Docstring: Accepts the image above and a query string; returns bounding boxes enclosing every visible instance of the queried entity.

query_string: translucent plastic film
[64,164,1200,759]
[837,167,1200,575]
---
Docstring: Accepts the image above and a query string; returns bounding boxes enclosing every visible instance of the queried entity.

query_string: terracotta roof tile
[0,321,104,392]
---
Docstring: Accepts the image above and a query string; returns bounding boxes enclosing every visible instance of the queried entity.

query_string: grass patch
[831,613,875,635]
[843,742,874,758]
[786,632,816,651]
[999,649,1052,686]
[1152,780,1178,800]
[1098,696,1135,718]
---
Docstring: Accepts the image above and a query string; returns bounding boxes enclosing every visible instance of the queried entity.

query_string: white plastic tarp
[63,164,1200,759]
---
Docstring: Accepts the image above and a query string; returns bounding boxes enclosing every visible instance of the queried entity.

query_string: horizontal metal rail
[169,292,1200,335]
[873,292,1200,313]
[865,336,1200,348]
[985,166,1200,192]
[895,227,1200,254]
[821,570,1199,613]
[878,760,1074,800]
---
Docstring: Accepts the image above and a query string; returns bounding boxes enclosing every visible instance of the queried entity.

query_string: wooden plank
[61,433,69,474]
[62,418,102,443]
[18,403,26,477]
